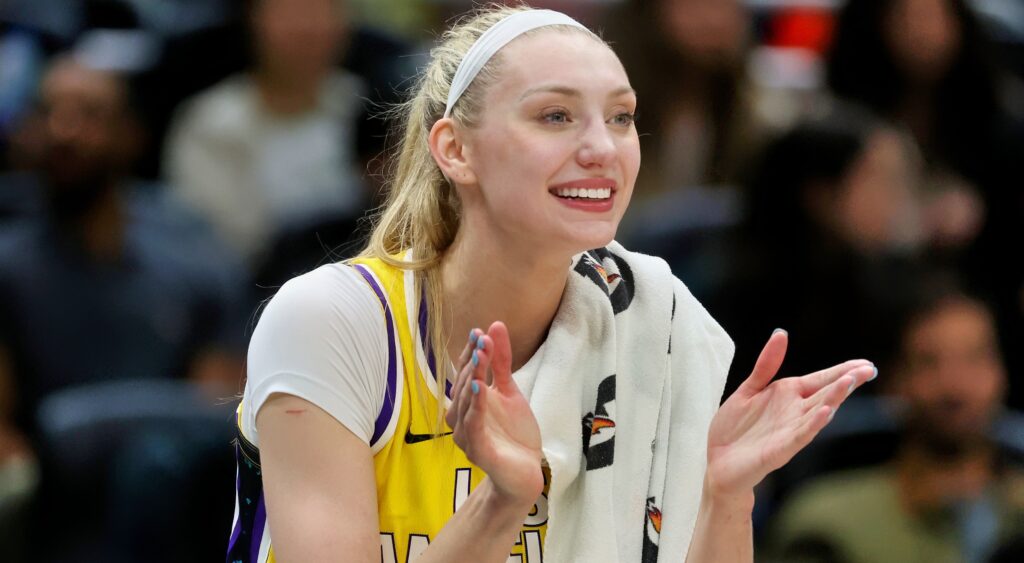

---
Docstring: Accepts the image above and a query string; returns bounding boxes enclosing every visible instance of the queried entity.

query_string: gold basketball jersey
[228,257,549,563]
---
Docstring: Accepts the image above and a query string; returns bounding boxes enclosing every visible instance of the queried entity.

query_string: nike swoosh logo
[404,430,453,444]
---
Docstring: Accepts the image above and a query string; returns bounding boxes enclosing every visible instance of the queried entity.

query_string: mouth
[550,186,613,200]
[548,179,617,211]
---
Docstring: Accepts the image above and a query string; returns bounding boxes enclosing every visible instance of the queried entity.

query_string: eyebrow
[518,85,636,101]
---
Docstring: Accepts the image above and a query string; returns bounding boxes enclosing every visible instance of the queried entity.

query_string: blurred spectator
[603,0,763,201]
[163,0,370,266]
[0,52,245,561]
[711,107,926,394]
[825,0,1024,386]
[1,0,145,172]
[767,288,1024,563]
[828,0,1023,250]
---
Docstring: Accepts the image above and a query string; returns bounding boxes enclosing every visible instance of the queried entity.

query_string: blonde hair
[356,3,600,430]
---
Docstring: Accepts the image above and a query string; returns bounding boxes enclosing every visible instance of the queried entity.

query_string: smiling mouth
[550,187,614,200]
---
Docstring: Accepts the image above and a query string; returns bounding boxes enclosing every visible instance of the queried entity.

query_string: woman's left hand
[704,330,877,499]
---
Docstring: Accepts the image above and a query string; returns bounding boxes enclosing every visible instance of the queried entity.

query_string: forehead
[42,61,124,106]
[907,300,993,349]
[490,30,630,97]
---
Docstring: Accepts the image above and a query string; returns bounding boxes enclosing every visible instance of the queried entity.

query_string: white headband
[443,9,590,118]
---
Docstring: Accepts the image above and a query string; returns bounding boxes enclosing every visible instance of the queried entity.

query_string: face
[36,59,134,194]
[252,0,346,80]
[833,129,922,253]
[456,31,641,255]
[897,299,1005,447]
[657,0,747,70]
[885,0,961,84]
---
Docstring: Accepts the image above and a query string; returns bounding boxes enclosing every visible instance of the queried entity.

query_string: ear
[428,117,477,186]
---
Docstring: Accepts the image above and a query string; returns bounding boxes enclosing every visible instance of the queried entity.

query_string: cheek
[622,136,641,181]
[972,366,1005,404]
[476,129,570,186]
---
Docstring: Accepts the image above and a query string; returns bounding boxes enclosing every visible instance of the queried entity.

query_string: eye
[609,112,636,127]
[542,109,571,124]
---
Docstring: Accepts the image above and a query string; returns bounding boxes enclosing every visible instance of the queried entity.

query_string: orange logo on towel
[590,416,615,435]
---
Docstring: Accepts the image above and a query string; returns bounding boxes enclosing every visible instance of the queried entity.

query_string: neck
[253,68,322,115]
[896,440,997,513]
[440,229,571,373]
[897,86,936,147]
[56,183,125,261]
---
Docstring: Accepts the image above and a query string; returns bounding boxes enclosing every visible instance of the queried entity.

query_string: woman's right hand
[446,321,544,506]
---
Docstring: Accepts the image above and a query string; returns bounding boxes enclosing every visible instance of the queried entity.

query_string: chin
[561,222,619,253]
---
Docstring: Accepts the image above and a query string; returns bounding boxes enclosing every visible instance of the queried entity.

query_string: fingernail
[476,337,485,350]
[869,367,878,381]
[847,381,856,395]
[827,407,835,422]
[471,350,479,366]
[471,380,479,395]
[469,330,478,344]
[773,328,787,336]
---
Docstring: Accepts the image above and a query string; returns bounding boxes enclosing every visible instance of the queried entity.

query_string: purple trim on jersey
[250,494,267,558]
[418,295,452,399]
[226,455,243,554]
[354,264,398,447]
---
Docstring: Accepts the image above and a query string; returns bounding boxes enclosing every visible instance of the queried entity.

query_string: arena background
[0,0,1021,561]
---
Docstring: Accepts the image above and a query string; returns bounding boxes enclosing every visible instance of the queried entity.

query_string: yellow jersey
[227,257,549,563]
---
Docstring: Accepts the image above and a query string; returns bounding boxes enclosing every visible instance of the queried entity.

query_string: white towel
[513,241,734,562]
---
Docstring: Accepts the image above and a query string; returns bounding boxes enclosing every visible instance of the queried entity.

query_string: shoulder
[0,221,46,280]
[322,70,368,115]
[244,263,390,446]
[775,467,895,534]
[169,74,255,139]
[255,263,382,335]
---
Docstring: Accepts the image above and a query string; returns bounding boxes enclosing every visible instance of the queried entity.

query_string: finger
[796,360,875,397]
[737,329,788,397]
[792,404,835,454]
[462,380,488,437]
[474,336,492,385]
[806,373,855,412]
[763,403,834,473]
[808,365,877,410]
[455,329,482,372]
[446,351,474,428]
[486,321,516,393]
[456,346,490,425]
[455,380,489,456]
[449,332,485,418]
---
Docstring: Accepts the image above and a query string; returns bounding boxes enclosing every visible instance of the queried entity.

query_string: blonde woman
[227,5,877,563]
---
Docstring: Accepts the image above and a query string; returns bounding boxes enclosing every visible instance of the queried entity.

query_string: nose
[576,118,616,169]
[47,103,84,144]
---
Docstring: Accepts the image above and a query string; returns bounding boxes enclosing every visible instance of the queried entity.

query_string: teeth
[554,187,613,199]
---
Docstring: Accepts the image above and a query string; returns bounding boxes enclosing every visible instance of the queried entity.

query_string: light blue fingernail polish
[476,337,485,350]
[471,381,479,395]
[773,328,787,336]
[469,330,477,344]
[471,350,479,366]
[869,367,878,381]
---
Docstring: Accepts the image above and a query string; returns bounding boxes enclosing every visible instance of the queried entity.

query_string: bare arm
[258,322,541,563]
[683,482,754,563]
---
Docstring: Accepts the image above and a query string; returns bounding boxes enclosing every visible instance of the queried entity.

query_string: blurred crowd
[0,0,1020,561]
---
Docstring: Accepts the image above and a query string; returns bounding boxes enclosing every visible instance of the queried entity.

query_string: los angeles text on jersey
[379,467,548,563]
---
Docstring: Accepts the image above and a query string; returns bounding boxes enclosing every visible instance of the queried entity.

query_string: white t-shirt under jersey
[241,264,388,447]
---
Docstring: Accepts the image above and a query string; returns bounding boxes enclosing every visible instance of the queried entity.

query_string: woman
[715,108,923,390]
[602,0,759,200]
[227,6,876,563]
